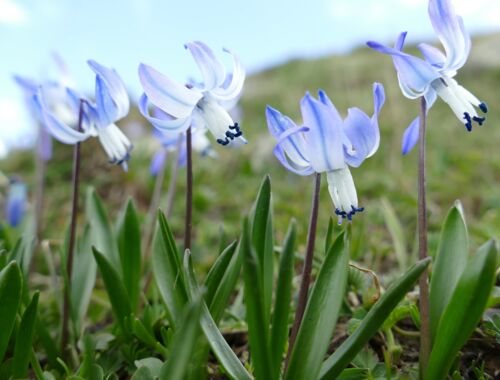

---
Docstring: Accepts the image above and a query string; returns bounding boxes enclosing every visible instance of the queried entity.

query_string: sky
[0,0,499,156]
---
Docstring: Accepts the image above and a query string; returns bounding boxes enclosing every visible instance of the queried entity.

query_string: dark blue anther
[225,131,236,139]
[351,206,365,213]
[229,123,243,137]
[479,102,488,113]
[472,116,485,126]
[347,212,353,221]
[217,138,230,146]
[335,208,347,217]
[463,112,472,132]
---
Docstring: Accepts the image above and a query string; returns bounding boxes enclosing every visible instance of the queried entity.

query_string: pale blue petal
[428,0,471,72]
[6,182,27,228]
[138,63,202,119]
[367,39,440,97]
[273,125,314,176]
[139,94,192,133]
[210,47,245,102]
[38,127,53,161]
[33,90,89,145]
[402,117,420,155]
[88,60,129,126]
[150,149,168,176]
[342,108,375,167]
[266,105,310,167]
[300,93,345,172]
[418,43,446,68]
[185,41,226,91]
[13,75,38,96]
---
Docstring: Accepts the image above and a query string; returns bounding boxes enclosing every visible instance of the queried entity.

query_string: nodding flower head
[367,0,487,154]
[138,41,246,147]
[33,60,132,170]
[266,83,385,224]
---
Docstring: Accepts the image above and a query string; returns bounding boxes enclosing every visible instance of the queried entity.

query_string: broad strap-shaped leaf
[116,199,142,310]
[85,187,120,268]
[242,218,274,380]
[183,251,253,380]
[425,240,497,380]
[8,236,35,275]
[160,296,203,380]
[93,248,132,337]
[249,175,274,324]
[429,202,468,343]
[0,261,22,362]
[270,220,296,379]
[285,231,349,380]
[12,291,39,378]
[319,257,431,379]
[204,240,238,306]
[71,224,96,333]
[152,211,188,327]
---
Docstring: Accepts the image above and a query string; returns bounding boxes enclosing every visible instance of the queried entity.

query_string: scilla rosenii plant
[266,83,384,365]
[33,59,131,356]
[138,41,246,250]
[367,0,491,375]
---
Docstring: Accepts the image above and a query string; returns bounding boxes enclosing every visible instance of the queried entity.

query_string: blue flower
[266,83,385,223]
[367,0,487,154]
[138,41,246,147]
[33,60,132,170]
[5,178,27,228]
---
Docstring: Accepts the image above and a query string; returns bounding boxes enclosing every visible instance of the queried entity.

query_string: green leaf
[183,251,253,380]
[71,224,96,333]
[8,236,35,275]
[336,368,371,380]
[429,202,468,343]
[380,198,407,269]
[270,220,296,379]
[13,291,39,378]
[160,296,203,380]
[285,231,349,380]
[92,248,132,337]
[319,257,431,379]
[86,187,120,269]
[132,318,168,358]
[249,175,274,324]
[204,240,238,307]
[242,218,274,380]
[0,261,22,362]
[425,240,497,380]
[208,242,243,324]
[116,199,142,310]
[152,211,188,327]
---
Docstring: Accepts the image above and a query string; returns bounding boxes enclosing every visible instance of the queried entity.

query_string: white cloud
[0,99,36,156]
[0,0,28,25]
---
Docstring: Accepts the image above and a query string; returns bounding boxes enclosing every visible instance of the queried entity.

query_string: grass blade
[429,202,468,343]
[116,199,142,310]
[13,291,39,378]
[0,261,22,362]
[93,248,132,337]
[270,220,296,379]
[319,257,431,379]
[380,198,407,270]
[285,231,349,380]
[425,240,497,380]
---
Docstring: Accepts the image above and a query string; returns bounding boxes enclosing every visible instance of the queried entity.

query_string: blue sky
[0,0,499,156]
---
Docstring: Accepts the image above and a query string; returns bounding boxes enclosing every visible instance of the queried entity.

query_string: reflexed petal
[367,82,385,157]
[367,40,440,97]
[138,63,202,119]
[266,106,309,167]
[342,107,376,167]
[138,93,192,133]
[401,117,420,155]
[38,127,53,161]
[428,0,471,72]
[150,149,168,176]
[33,91,89,145]
[13,75,38,96]
[6,182,27,227]
[88,60,130,125]
[152,126,180,148]
[273,125,314,176]
[317,89,343,122]
[210,47,245,102]
[185,41,226,91]
[300,93,345,172]
[418,43,446,68]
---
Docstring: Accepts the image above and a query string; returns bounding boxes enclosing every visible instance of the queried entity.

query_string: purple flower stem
[184,127,193,251]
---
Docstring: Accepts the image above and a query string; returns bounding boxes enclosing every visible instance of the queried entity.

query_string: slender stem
[60,100,84,358]
[417,97,431,374]
[165,136,182,218]
[184,127,193,251]
[285,172,321,371]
